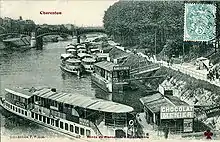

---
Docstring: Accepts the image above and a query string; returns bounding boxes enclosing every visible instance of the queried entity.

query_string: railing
[130,64,161,74]
[96,115,104,126]
[159,61,208,81]
[79,118,102,136]
[89,121,102,136]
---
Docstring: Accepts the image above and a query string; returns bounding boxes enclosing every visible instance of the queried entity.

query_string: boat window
[60,121,64,129]
[31,112,34,118]
[16,107,18,112]
[51,119,54,126]
[18,108,21,113]
[13,106,15,111]
[43,116,46,123]
[39,115,42,121]
[21,110,24,115]
[65,123,68,130]
[35,113,38,120]
[80,128,85,135]
[25,111,27,116]
[20,98,25,103]
[86,130,91,137]
[55,120,59,127]
[10,104,12,109]
[75,126,79,134]
[70,125,74,132]
[47,117,50,124]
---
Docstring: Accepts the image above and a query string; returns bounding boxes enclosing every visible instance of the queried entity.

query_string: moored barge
[0,87,135,138]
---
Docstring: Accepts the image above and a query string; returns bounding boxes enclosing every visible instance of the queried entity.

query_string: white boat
[90,48,100,54]
[60,58,81,75]
[95,53,109,62]
[81,58,96,73]
[77,53,93,60]
[60,53,74,60]
[91,61,116,93]
[66,49,77,57]
[65,45,76,52]
[77,48,87,54]
[0,87,134,139]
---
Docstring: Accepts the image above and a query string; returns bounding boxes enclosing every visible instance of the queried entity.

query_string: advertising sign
[160,106,194,119]
[112,66,130,84]
[183,119,193,132]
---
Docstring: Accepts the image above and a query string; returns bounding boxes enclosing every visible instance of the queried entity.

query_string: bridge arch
[36,32,73,39]
[75,27,106,36]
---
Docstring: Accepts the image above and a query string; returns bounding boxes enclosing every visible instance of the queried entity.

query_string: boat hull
[0,98,95,139]
[91,73,112,93]
[60,65,80,75]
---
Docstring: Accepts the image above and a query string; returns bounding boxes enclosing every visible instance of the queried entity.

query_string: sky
[0,0,118,26]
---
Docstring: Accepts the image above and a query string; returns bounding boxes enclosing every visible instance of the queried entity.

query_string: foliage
[0,17,36,32]
[103,1,220,59]
[103,1,184,51]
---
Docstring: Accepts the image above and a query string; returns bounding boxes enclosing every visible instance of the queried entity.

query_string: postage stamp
[184,4,216,41]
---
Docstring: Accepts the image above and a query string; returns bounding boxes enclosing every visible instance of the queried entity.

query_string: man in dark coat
[163,125,169,139]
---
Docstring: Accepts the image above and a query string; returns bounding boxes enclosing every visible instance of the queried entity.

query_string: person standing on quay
[163,125,169,139]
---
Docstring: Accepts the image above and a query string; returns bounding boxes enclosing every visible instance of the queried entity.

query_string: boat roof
[65,45,75,49]
[140,93,188,113]
[77,45,86,48]
[67,49,76,52]
[78,48,86,51]
[94,61,116,72]
[61,53,73,58]
[82,58,96,63]
[78,53,92,58]
[91,48,100,52]
[5,88,34,99]
[33,88,133,113]
[66,58,81,63]
[96,53,109,58]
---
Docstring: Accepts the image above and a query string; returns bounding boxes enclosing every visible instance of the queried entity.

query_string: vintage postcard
[0,0,220,142]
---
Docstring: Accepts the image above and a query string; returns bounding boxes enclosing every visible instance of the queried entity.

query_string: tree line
[103,1,220,60]
[0,17,75,34]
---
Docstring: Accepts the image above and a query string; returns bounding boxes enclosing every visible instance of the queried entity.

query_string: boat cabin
[4,88,35,110]
[82,58,96,73]
[77,44,86,49]
[32,88,134,137]
[93,61,115,82]
[77,53,93,60]
[77,48,87,54]
[63,58,81,67]
[60,53,73,60]
[66,49,77,56]
[95,53,109,62]
[90,48,100,54]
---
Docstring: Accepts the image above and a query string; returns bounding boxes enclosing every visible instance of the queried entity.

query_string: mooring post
[30,32,36,48]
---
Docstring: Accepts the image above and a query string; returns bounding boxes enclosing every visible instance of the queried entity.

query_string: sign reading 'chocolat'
[160,106,194,119]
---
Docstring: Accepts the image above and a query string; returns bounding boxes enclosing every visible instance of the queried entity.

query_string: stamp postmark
[184,4,216,41]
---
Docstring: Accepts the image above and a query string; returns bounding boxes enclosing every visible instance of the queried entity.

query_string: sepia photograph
[0,0,220,141]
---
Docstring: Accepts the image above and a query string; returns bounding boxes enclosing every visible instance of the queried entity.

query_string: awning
[5,88,34,99]
[35,88,133,113]
[94,61,116,72]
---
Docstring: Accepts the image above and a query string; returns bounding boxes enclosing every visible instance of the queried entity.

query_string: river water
[0,39,109,139]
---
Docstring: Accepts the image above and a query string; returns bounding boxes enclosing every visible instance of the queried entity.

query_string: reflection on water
[0,40,110,138]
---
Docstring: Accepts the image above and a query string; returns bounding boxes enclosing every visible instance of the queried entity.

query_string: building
[140,85,194,133]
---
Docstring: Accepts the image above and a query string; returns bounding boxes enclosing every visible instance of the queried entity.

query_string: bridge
[0,26,106,49]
